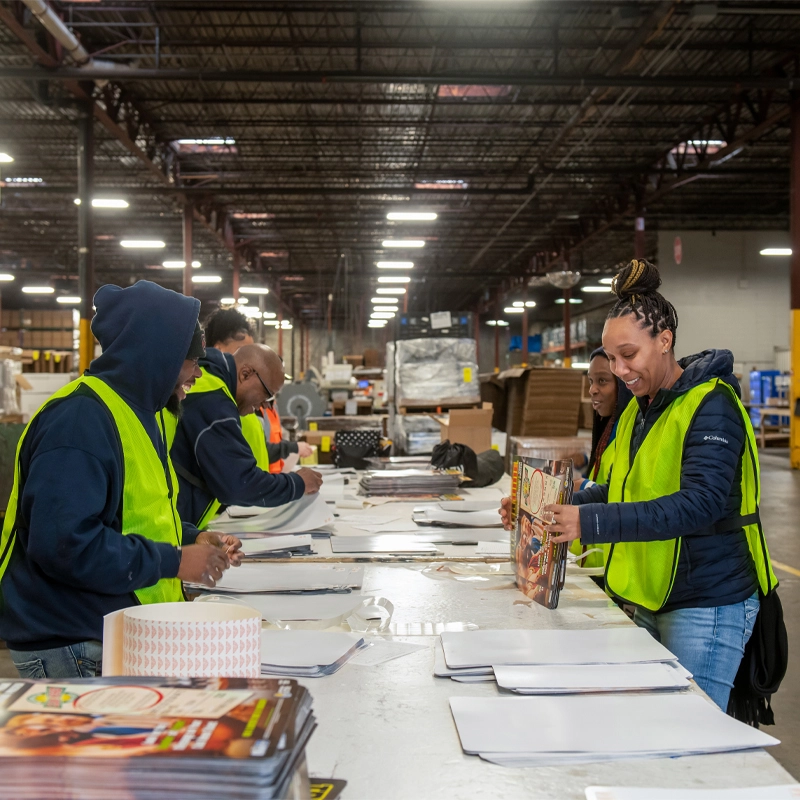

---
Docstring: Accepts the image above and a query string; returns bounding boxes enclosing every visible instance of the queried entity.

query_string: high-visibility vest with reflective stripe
[0,376,184,605]
[605,379,777,611]
[570,438,616,570]
[264,406,283,473]
[188,368,270,529]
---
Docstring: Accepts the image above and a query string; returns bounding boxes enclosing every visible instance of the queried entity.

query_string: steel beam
[790,95,800,469]
[182,202,193,297]
[77,105,95,375]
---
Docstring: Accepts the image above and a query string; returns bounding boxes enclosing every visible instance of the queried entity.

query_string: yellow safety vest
[605,379,777,611]
[0,377,184,605]
[570,438,615,570]
[187,368,270,529]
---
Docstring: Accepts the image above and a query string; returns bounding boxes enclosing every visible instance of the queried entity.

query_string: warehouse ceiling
[0,0,797,329]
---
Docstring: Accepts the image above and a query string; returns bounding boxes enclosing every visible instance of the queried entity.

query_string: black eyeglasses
[253,369,276,403]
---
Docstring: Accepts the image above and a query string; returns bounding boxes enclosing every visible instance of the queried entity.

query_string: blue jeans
[9,640,103,680]
[634,593,759,711]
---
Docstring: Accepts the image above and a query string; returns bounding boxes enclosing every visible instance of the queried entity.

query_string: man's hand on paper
[177,543,230,587]
[297,467,323,495]
[499,496,513,530]
[545,504,582,543]
[198,530,244,567]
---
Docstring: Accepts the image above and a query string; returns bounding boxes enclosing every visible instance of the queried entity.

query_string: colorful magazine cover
[512,458,573,609]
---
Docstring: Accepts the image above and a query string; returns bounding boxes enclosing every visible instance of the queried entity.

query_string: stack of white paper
[204,592,367,623]
[330,535,440,554]
[449,694,780,766]
[411,507,502,528]
[585,787,800,800]
[185,563,364,593]
[239,534,315,557]
[260,630,366,677]
[211,493,335,534]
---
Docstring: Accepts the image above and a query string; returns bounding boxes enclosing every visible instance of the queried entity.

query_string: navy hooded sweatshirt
[171,346,304,527]
[0,281,201,651]
[575,349,757,612]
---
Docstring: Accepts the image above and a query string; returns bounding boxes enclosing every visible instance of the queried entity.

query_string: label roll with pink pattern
[120,602,261,678]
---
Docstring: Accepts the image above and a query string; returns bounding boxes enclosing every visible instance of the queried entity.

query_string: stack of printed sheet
[260,630,367,678]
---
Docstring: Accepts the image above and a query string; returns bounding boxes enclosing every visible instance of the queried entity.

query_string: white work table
[279,563,796,799]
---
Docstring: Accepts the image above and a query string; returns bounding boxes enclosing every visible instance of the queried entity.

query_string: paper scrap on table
[584,787,800,800]
[475,541,511,556]
[348,521,423,533]
[349,639,427,667]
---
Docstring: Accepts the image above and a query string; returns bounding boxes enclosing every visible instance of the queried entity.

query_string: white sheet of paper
[349,639,427,667]
[433,642,493,678]
[281,451,300,473]
[439,500,503,512]
[260,629,362,667]
[240,534,314,555]
[214,493,334,534]
[441,628,677,669]
[475,541,511,556]
[585,787,800,800]
[449,694,780,756]
[493,662,690,693]
[223,592,365,621]
[347,521,422,533]
[416,508,503,528]
[192,562,364,593]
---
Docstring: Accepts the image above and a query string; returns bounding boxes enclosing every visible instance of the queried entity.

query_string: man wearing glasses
[170,342,323,530]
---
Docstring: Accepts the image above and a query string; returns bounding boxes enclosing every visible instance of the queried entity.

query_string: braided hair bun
[607,259,679,348]
[611,259,662,301]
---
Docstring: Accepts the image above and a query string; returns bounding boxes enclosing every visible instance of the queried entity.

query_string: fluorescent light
[22,286,54,294]
[263,312,277,319]
[57,296,81,304]
[241,307,262,319]
[121,240,165,248]
[368,320,387,328]
[760,248,792,256]
[371,296,398,304]
[581,286,612,293]
[74,198,129,208]
[377,261,414,269]
[373,306,398,312]
[220,297,236,304]
[504,306,524,314]
[163,260,201,269]
[176,137,235,145]
[599,277,614,285]
[280,321,293,329]
[382,240,425,248]
[496,320,509,327]
[555,298,584,305]
[525,301,536,308]
[0,153,13,163]
[7,177,42,184]
[376,287,406,295]
[512,301,524,308]
[386,212,437,221]
[371,312,395,319]
[0,274,14,282]
[237,297,249,304]
[571,362,591,369]
[377,276,411,284]
[239,286,269,295]
[486,320,497,326]
[192,275,222,283]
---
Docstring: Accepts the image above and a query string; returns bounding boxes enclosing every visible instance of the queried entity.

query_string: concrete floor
[0,450,797,781]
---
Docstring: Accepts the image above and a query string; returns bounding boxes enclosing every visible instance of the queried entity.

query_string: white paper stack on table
[585,787,800,800]
[435,628,693,691]
[210,493,335,535]
[239,534,315,557]
[358,469,461,497]
[449,693,779,766]
[260,630,366,677]
[412,507,503,528]
[0,676,315,800]
[186,562,364,594]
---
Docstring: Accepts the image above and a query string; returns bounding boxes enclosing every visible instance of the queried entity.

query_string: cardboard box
[298,430,335,464]
[363,348,382,369]
[431,403,493,454]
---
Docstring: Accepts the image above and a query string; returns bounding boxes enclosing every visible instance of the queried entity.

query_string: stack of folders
[238,534,315,558]
[0,677,315,800]
[358,469,461,497]
[260,630,367,678]
[435,628,691,690]
[411,506,503,528]
[439,629,780,766]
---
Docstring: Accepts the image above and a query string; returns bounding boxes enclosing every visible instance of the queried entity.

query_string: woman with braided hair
[503,258,781,714]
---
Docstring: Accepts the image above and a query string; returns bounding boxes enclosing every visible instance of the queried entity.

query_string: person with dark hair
[204,306,255,354]
[501,259,781,714]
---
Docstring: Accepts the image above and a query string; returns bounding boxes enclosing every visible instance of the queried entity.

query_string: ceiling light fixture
[7,177,42,184]
[386,212,438,221]
[377,261,414,269]
[372,296,398,304]
[760,248,792,256]
[376,288,406,295]
[163,260,201,269]
[22,286,54,294]
[368,321,387,328]
[0,153,13,163]
[57,296,81,304]
[373,306,398,312]
[377,276,411,284]
[192,275,222,283]
[263,312,277,319]
[0,274,14,282]
[220,297,236,304]
[504,306,524,314]
[512,301,524,308]
[599,277,614,285]
[555,298,584,305]
[525,301,536,308]
[371,312,395,320]
[581,286,613,293]
[120,240,165,249]
[382,240,425,248]
[239,286,270,295]
[75,198,129,208]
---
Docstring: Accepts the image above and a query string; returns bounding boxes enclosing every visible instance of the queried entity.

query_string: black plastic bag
[334,429,384,469]
[431,440,504,488]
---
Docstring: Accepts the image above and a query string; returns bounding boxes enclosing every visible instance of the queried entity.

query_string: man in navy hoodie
[171,343,322,528]
[0,281,233,679]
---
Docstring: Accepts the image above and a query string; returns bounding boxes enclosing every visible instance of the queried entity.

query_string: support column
[790,96,800,468]
[77,106,95,375]
[291,322,296,380]
[182,203,193,296]
[277,283,283,359]
[521,290,529,367]
[493,294,500,373]
[232,250,240,300]
[634,214,646,260]
[304,322,310,373]
[563,288,572,368]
